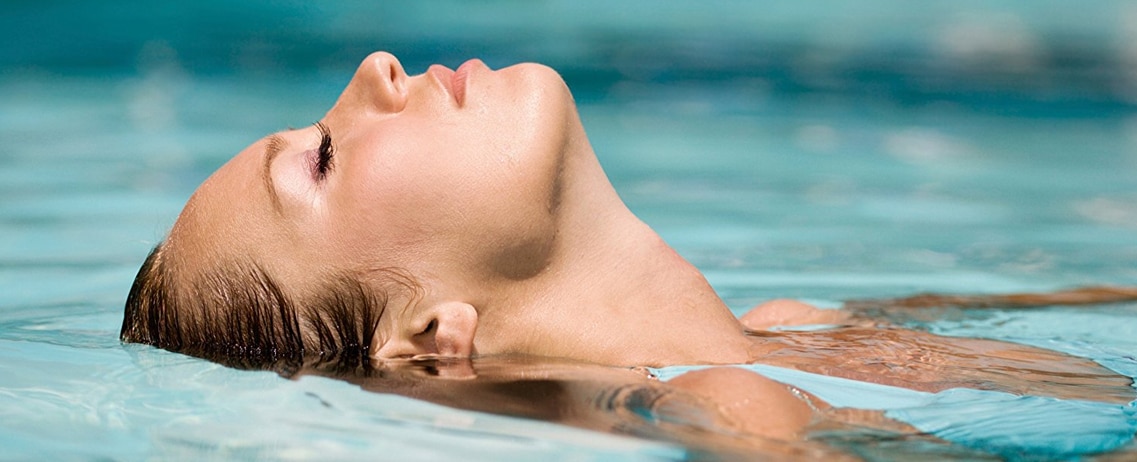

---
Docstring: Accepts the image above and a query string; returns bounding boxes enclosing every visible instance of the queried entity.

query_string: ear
[410,301,478,358]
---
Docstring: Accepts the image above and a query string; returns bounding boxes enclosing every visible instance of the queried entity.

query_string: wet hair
[120,243,396,377]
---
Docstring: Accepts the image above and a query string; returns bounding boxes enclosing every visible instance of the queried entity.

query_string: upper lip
[427,64,458,105]
[428,59,481,106]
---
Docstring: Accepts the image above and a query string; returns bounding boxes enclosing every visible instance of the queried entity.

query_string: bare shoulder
[667,367,821,440]
[739,299,852,331]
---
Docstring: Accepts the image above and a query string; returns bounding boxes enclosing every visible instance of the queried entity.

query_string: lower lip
[452,59,480,106]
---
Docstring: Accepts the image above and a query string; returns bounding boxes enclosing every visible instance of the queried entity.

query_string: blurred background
[4,0,1137,307]
[8,0,1137,108]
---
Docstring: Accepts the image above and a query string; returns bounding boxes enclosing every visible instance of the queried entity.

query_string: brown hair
[120,243,391,376]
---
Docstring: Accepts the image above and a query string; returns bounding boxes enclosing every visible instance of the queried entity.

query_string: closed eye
[312,122,336,181]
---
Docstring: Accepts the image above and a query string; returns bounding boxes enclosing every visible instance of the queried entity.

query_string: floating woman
[120,51,1137,458]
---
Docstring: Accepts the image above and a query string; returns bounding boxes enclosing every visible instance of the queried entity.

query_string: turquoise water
[4,2,1137,460]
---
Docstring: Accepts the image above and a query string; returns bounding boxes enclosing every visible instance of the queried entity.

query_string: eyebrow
[263,134,287,215]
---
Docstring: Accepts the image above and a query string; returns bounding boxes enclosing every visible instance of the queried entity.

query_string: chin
[501,62,576,110]
[489,62,579,160]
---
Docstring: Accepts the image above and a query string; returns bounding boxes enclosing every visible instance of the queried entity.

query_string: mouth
[427,59,485,106]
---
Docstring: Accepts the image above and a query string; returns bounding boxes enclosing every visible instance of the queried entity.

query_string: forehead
[167,139,284,278]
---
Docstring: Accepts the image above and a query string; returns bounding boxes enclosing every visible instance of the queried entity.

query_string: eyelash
[313,122,336,181]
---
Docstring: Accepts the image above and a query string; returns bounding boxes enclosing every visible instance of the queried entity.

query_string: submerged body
[318,305,1136,459]
[744,298,1133,402]
[650,297,1134,445]
[121,51,1137,457]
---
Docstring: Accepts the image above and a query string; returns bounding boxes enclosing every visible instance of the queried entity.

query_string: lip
[451,59,482,106]
[427,59,484,106]
[427,64,457,103]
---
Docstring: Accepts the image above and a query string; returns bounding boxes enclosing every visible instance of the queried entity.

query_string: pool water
[3,2,1137,460]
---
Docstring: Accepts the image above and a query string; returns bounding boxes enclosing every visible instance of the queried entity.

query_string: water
[4,1,1137,460]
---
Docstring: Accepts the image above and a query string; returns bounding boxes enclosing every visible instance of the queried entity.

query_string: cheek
[322,133,475,270]
[329,102,568,279]
[344,120,547,217]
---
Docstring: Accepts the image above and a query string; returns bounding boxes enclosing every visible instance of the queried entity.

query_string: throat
[477,134,752,367]
[520,207,753,367]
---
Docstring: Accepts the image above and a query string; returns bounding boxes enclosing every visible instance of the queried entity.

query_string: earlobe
[420,301,478,358]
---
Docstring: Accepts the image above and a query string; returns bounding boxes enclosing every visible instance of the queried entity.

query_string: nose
[331,51,408,115]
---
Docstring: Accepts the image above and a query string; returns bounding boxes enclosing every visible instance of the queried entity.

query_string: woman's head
[122,52,589,371]
[122,51,747,370]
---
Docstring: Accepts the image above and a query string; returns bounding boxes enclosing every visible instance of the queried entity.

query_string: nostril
[418,319,437,337]
[389,61,407,98]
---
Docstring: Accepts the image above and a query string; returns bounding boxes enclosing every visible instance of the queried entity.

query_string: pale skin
[167,52,1135,444]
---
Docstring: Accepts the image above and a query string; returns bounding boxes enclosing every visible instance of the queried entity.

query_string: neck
[480,129,753,367]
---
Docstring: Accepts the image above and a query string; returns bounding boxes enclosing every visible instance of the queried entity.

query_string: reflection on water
[303,355,876,460]
[297,327,1135,461]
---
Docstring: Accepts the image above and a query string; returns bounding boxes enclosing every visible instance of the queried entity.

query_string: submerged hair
[120,244,392,376]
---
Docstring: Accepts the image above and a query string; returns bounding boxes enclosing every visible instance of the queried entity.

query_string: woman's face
[168,52,581,357]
